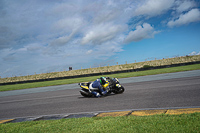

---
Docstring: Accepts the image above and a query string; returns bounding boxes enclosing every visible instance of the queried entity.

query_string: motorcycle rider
[89,77,110,97]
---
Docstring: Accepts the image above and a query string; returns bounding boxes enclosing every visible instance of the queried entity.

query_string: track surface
[0,70,200,119]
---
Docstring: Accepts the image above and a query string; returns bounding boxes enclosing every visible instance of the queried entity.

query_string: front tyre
[113,86,125,94]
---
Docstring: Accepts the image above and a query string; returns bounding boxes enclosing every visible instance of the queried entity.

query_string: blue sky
[0,0,200,78]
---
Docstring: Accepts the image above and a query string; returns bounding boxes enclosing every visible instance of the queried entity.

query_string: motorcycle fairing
[116,84,121,88]
[80,82,89,90]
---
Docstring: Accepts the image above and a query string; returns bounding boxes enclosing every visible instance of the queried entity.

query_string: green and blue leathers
[90,79,107,97]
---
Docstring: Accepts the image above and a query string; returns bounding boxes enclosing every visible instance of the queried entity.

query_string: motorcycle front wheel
[113,86,125,94]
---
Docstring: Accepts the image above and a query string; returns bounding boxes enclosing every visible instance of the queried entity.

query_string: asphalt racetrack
[0,70,200,120]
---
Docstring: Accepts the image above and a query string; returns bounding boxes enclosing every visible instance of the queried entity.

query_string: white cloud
[25,43,44,52]
[50,31,76,47]
[134,0,175,17]
[93,8,123,24]
[53,17,84,33]
[189,51,200,56]
[124,23,160,43]
[175,0,196,13]
[189,51,196,55]
[86,50,93,55]
[168,8,200,27]
[81,23,127,45]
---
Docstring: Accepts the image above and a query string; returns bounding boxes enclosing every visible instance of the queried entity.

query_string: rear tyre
[80,89,92,97]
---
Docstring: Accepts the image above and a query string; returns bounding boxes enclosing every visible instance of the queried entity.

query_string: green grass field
[1,113,199,133]
[1,63,200,92]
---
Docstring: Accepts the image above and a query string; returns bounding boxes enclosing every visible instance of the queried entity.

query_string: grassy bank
[1,55,200,84]
[0,63,200,92]
[1,113,199,133]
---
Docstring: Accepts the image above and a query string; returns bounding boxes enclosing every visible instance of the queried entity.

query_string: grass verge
[0,113,199,133]
[1,63,200,92]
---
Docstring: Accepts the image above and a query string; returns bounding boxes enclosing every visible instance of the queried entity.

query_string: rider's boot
[91,91,101,97]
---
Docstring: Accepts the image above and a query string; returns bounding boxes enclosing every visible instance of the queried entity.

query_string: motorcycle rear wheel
[80,89,92,97]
